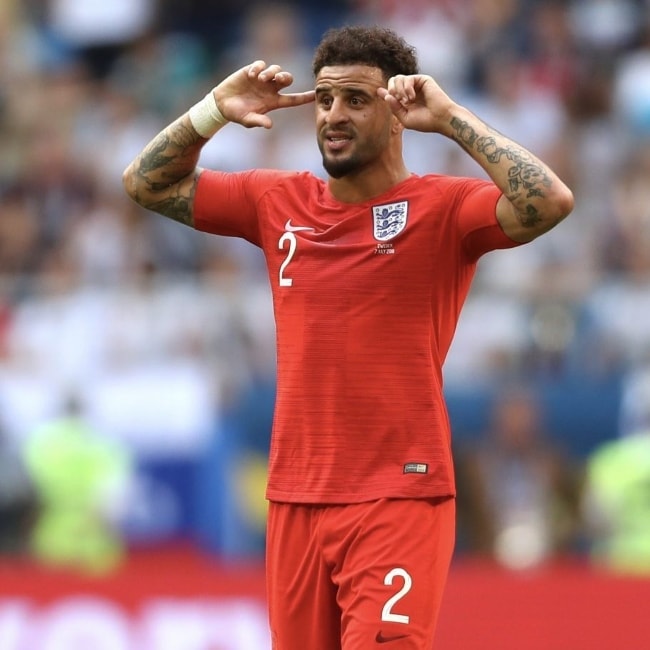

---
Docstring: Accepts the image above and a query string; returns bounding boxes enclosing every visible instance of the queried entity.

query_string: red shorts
[266,497,456,649]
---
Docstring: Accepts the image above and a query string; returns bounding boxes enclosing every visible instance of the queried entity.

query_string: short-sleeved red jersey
[194,170,519,503]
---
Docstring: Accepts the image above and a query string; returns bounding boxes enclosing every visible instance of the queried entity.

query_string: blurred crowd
[2,0,650,576]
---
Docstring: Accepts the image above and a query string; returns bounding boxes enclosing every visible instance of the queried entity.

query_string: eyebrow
[315,85,376,99]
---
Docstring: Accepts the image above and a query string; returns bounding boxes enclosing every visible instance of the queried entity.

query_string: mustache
[320,127,355,139]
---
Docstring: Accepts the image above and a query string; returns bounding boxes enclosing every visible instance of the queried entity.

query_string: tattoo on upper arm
[450,116,552,229]
[133,121,202,226]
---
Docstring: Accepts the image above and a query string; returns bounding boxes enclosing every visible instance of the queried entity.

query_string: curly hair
[312,25,419,81]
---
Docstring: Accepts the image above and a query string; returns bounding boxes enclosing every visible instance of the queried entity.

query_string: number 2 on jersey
[381,567,412,624]
[278,232,297,287]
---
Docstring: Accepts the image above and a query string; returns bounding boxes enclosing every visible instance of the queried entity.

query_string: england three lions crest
[372,201,408,241]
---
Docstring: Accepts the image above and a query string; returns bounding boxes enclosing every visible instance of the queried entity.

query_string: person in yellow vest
[24,392,132,574]
[583,428,650,575]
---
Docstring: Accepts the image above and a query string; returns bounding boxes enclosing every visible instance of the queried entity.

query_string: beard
[321,152,364,179]
[318,126,390,179]
[318,134,370,179]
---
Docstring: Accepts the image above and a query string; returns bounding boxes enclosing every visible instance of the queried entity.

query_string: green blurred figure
[583,430,650,575]
[24,392,132,574]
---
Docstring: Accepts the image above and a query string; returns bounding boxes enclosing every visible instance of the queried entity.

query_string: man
[123,25,573,650]
[24,392,132,574]
[583,428,650,576]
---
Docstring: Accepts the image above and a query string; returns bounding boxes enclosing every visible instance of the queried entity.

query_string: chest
[261,195,458,295]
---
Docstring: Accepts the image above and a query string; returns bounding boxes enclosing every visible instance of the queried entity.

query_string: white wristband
[188,90,228,138]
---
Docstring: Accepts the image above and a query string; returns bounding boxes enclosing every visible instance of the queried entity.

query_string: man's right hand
[214,60,315,129]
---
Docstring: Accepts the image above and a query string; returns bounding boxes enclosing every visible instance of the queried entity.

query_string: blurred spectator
[524,1,581,102]
[0,1,49,89]
[456,387,581,569]
[463,0,527,89]
[613,17,650,137]
[108,30,211,121]
[582,427,650,575]
[561,52,622,286]
[0,416,36,555]
[0,185,41,278]
[10,118,95,269]
[582,142,650,372]
[72,81,165,195]
[155,0,256,63]
[42,0,157,79]
[619,364,650,438]
[569,0,642,54]
[595,142,650,277]
[23,391,133,574]
[66,191,157,286]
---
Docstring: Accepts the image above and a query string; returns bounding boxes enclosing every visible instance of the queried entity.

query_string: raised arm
[122,61,315,227]
[379,75,574,243]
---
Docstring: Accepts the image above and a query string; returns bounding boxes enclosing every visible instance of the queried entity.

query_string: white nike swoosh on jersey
[285,219,315,232]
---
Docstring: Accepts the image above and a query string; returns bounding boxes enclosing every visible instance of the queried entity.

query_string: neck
[328,161,411,203]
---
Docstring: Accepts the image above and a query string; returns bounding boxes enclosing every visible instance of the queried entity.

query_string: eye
[350,96,364,107]
[318,95,333,108]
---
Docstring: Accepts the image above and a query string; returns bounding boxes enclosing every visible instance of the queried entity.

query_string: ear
[391,114,404,135]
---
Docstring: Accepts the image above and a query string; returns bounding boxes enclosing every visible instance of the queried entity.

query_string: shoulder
[415,173,495,195]
[404,174,500,219]
[197,168,321,197]
[264,170,324,192]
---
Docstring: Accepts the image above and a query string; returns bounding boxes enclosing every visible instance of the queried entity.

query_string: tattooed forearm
[450,117,479,150]
[137,122,201,180]
[136,136,177,183]
[124,116,205,226]
[450,115,556,230]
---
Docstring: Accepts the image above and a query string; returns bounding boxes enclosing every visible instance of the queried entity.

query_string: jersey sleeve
[193,169,292,245]
[451,179,521,261]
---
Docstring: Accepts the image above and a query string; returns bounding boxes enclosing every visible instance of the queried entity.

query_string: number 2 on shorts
[381,568,412,624]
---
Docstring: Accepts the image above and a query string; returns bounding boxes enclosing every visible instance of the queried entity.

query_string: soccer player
[123,25,574,650]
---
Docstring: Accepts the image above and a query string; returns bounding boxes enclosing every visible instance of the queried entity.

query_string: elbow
[122,163,140,204]
[541,184,575,233]
[539,186,575,237]
[554,185,575,223]
[507,184,575,243]
[122,163,136,201]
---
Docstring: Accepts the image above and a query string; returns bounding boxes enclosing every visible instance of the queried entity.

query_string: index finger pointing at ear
[277,90,316,108]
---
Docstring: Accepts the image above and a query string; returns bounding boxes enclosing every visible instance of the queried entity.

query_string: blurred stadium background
[1,0,650,648]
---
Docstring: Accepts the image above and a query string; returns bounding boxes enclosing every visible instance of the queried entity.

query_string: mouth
[323,131,353,153]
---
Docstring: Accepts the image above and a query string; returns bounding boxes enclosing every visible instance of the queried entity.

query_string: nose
[325,97,349,125]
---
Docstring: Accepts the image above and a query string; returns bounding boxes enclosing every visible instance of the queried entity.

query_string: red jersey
[194,170,519,503]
